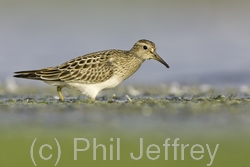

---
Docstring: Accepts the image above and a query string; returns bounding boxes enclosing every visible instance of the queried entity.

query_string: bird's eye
[143,45,147,50]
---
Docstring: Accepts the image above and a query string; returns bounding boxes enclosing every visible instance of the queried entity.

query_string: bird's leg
[108,94,116,102]
[89,97,95,101]
[57,86,64,101]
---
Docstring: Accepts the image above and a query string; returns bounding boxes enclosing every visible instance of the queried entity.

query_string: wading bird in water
[14,39,169,101]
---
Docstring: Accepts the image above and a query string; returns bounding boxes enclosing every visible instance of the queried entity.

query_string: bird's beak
[152,52,170,68]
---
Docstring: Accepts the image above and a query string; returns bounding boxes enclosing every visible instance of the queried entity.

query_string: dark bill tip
[153,53,170,68]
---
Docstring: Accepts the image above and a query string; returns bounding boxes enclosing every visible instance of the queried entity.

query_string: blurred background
[1,0,250,86]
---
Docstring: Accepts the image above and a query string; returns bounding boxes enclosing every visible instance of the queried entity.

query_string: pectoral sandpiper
[14,39,169,101]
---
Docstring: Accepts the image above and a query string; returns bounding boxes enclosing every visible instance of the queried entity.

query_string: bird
[14,39,169,101]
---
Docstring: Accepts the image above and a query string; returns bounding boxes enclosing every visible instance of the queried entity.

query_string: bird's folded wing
[14,52,116,84]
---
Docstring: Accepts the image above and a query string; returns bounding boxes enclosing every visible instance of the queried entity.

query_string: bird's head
[131,39,169,68]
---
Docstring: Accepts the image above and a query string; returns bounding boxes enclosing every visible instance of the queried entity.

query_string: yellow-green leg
[57,86,64,101]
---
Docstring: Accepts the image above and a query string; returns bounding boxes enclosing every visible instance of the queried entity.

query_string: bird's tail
[14,70,43,80]
[14,68,61,81]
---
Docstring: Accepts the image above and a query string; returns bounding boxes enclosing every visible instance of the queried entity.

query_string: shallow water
[1,91,250,166]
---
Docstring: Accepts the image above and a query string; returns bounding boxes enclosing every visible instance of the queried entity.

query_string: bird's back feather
[13,49,129,84]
